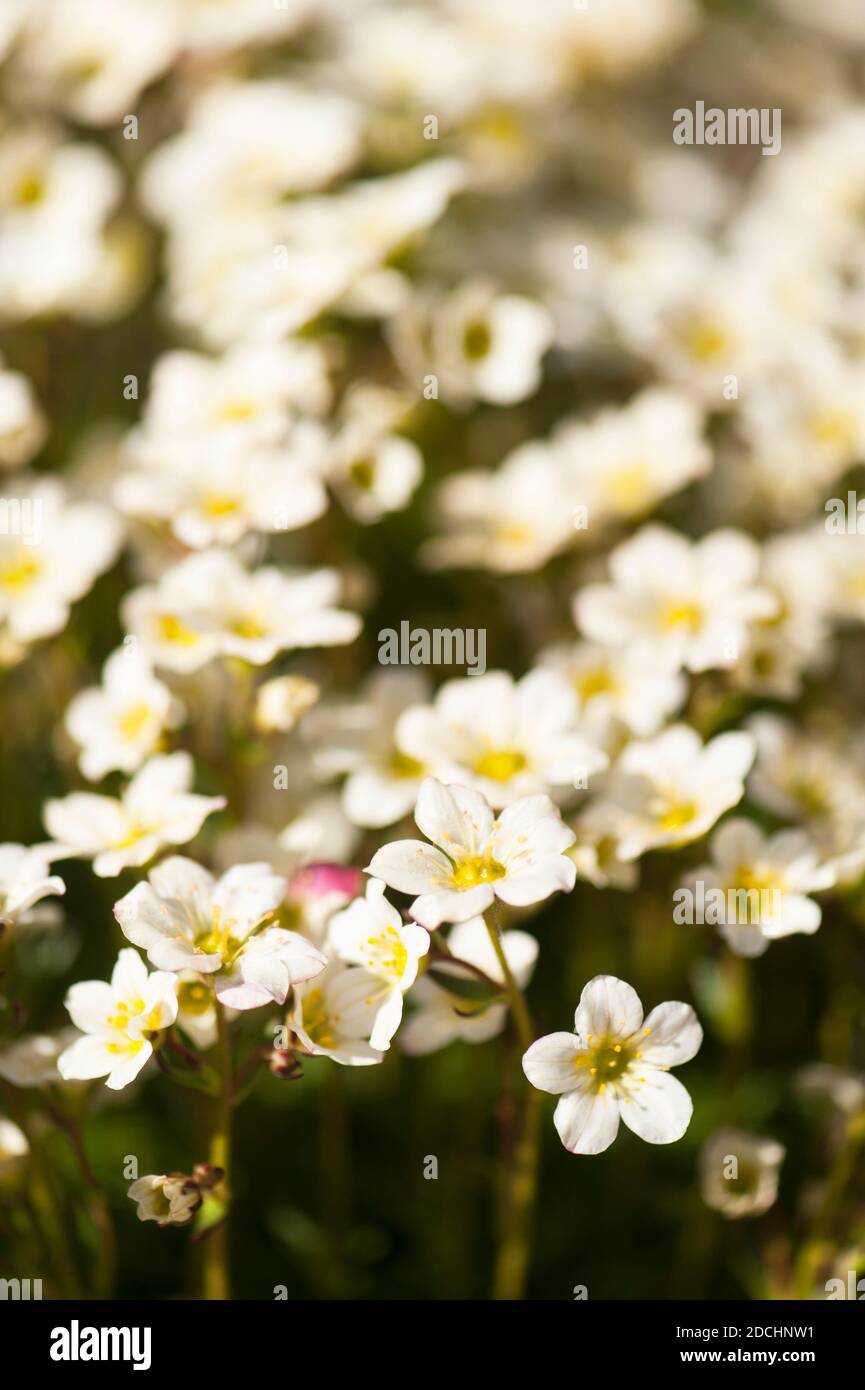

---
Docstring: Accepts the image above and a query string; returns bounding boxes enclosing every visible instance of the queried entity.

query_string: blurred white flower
[0,1029,79,1088]
[395,669,608,808]
[255,675,320,735]
[114,856,326,1011]
[699,1129,785,1219]
[400,916,538,1055]
[11,0,179,126]
[306,669,430,830]
[681,818,836,957]
[0,843,64,927]
[576,525,777,674]
[523,974,702,1155]
[65,646,182,780]
[0,124,121,318]
[367,776,576,928]
[539,640,686,747]
[0,1117,28,1179]
[0,358,46,467]
[556,387,711,524]
[123,550,360,672]
[423,440,578,573]
[593,725,756,859]
[58,948,178,1090]
[44,752,225,877]
[0,477,120,657]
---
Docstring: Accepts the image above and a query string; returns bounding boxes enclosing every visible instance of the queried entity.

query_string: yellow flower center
[577,666,617,701]
[662,600,702,632]
[216,400,256,423]
[0,554,41,591]
[202,492,241,518]
[363,928,408,981]
[301,989,338,1050]
[349,456,376,490]
[230,614,268,640]
[452,854,506,889]
[13,171,46,207]
[117,703,153,742]
[605,463,651,513]
[389,749,424,778]
[463,319,492,361]
[655,801,697,833]
[473,748,527,782]
[680,318,729,363]
[177,979,213,1016]
[158,613,199,647]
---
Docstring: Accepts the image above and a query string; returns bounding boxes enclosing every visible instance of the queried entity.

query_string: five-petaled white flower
[575,524,778,674]
[367,777,577,929]
[288,959,388,1067]
[43,752,225,877]
[328,877,429,1049]
[113,856,327,1011]
[58,948,178,1090]
[522,975,702,1154]
[592,726,756,860]
[65,645,182,780]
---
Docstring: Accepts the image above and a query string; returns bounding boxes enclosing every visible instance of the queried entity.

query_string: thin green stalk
[484,909,540,1300]
[203,1001,233,1300]
[794,1108,865,1298]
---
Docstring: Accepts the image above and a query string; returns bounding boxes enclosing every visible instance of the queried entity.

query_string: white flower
[732,531,833,698]
[123,550,360,672]
[116,426,328,550]
[367,777,577,929]
[556,387,711,524]
[58,948,178,1090]
[426,279,554,406]
[539,641,686,744]
[175,973,217,1051]
[0,842,64,926]
[141,80,361,224]
[288,959,388,1066]
[0,124,122,318]
[128,1174,199,1227]
[575,524,778,673]
[699,1129,785,1218]
[328,433,423,525]
[422,441,578,574]
[400,916,538,1055]
[305,670,430,829]
[11,0,180,126]
[0,1029,78,1088]
[65,646,182,780]
[255,676,320,734]
[328,878,429,1050]
[395,670,608,808]
[522,975,702,1154]
[179,0,315,54]
[43,752,225,878]
[113,856,326,1011]
[0,358,46,467]
[681,818,836,957]
[0,1118,28,1179]
[0,477,120,654]
[593,726,756,859]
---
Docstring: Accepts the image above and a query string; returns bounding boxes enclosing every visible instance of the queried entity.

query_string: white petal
[522,1032,583,1094]
[620,1070,693,1144]
[574,975,644,1042]
[553,1088,621,1154]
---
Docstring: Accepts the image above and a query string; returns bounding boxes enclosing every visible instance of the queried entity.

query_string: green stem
[484,910,540,1300]
[203,1001,233,1300]
[794,1108,865,1298]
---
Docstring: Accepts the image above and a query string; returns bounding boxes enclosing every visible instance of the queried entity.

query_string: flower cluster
[2,0,864,1307]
